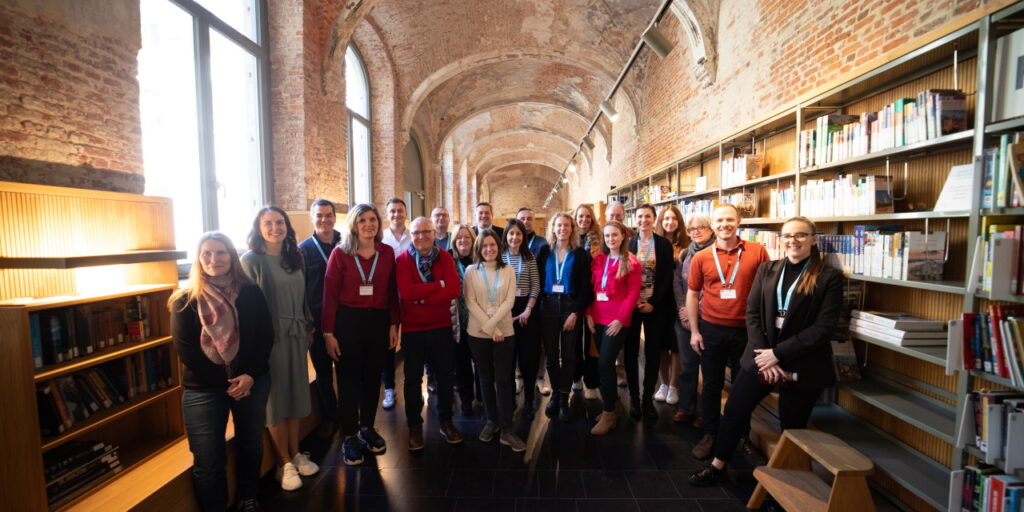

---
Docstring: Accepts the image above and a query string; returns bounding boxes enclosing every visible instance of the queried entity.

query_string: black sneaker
[342,437,364,466]
[687,463,727,486]
[642,398,658,422]
[629,397,642,421]
[235,498,260,512]
[358,427,387,454]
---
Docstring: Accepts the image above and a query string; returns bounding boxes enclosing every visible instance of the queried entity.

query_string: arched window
[346,45,372,206]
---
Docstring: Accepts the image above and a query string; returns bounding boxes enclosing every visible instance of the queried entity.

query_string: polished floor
[257,365,769,512]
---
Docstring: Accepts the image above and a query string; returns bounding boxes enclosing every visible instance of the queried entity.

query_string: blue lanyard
[355,251,379,284]
[712,246,743,288]
[776,262,807,314]
[555,248,569,284]
[601,255,618,290]
[310,235,331,263]
[480,265,500,302]
[638,236,654,262]
[503,251,522,281]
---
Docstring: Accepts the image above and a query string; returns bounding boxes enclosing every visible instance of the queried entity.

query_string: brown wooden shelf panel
[34,336,173,382]
[41,387,180,452]
[0,250,186,270]
[0,284,175,312]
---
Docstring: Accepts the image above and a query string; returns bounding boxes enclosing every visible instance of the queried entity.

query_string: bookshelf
[604,2,1024,509]
[0,182,183,511]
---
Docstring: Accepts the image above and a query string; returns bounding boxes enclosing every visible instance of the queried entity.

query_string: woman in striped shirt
[502,219,541,418]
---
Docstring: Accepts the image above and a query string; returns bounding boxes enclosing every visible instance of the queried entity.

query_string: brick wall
[0,0,142,191]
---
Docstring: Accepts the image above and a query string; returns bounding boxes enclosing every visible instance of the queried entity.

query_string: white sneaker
[584,387,599,400]
[666,386,679,405]
[654,384,669,402]
[571,379,583,391]
[382,388,396,409]
[279,462,302,491]
[515,377,524,394]
[292,452,319,476]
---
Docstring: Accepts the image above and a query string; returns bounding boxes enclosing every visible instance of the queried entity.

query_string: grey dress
[240,251,312,427]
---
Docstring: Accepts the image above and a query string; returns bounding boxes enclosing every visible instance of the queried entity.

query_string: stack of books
[800,174,894,218]
[980,132,1023,209]
[44,441,122,508]
[849,310,947,346]
[680,199,715,222]
[957,462,1024,512]
[768,183,796,220]
[817,228,947,281]
[960,306,1024,386]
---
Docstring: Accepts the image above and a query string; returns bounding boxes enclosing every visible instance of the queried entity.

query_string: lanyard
[481,265,500,302]
[712,245,743,289]
[638,235,654,262]
[555,248,569,284]
[776,261,807,314]
[355,251,379,284]
[413,251,432,283]
[601,255,618,290]
[310,235,331,263]
[503,251,522,280]
[456,258,466,277]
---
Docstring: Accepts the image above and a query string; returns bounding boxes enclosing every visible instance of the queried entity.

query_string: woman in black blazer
[689,216,843,485]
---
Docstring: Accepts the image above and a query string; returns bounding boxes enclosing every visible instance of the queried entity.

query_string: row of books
[798,89,967,169]
[799,174,894,218]
[43,441,122,508]
[720,147,766,188]
[647,185,675,203]
[849,309,947,347]
[680,199,715,223]
[982,224,1024,297]
[768,184,797,220]
[958,306,1024,386]
[954,463,1023,512]
[29,295,159,370]
[816,228,947,281]
[721,191,757,218]
[980,133,1024,209]
[737,228,782,260]
[36,346,175,438]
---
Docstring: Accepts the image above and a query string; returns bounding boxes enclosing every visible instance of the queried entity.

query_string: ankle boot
[590,409,619,435]
[558,392,572,422]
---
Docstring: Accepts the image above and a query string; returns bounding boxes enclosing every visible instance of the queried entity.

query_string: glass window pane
[195,0,258,42]
[139,0,202,261]
[210,29,264,249]
[351,118,371,205]
[345,46,370,119]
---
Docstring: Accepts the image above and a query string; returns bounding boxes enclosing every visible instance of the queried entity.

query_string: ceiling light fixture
[582,135,595,150]
[641,24,674,58]
[600,99,619,123]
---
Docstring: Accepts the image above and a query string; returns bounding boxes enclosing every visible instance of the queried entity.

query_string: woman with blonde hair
[448,223,479,414]
[574,203,602,256]
[171,232,273,511]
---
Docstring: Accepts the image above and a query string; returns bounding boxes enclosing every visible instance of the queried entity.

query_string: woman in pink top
[585,220,642,435]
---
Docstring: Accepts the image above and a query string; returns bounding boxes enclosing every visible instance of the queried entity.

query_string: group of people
[169,197,844,511]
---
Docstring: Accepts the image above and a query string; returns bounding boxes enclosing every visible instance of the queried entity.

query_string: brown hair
[339,203,383,255]
[783,216,824,295]
[169,232,250,311]
[654,205,687,252]
[448,223,476,259]
[546,212,579,249]
[472,228,506,268]
[574,203,601,255]
[247,205,303,272]
[600,221,635,279]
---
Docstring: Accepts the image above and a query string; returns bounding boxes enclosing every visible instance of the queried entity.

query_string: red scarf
[197,275,241,372]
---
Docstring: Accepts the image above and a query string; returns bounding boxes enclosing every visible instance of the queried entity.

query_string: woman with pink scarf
[170,232,274,512]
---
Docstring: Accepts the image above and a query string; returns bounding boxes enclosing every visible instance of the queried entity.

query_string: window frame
[346,44,373,207]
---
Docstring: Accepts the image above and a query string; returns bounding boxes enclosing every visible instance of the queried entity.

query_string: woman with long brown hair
[653,205,686,406]
[689,216,843,485]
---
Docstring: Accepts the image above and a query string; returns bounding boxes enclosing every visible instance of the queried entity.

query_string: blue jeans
[182,374,270,512]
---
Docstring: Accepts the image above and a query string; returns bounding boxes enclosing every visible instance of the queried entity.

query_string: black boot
[642,398,658,422]
[629,396,642,421]
[558,392,572,422]
[545,392,560,418]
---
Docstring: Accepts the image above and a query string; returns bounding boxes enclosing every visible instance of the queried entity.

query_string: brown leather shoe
[672,411,690,423]
[439,421,464,444]
[691,434,715,460]
[408,425,424,451]
[692,416,703,429]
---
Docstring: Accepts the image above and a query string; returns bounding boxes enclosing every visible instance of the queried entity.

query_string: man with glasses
[605,201,626,224]
[432,207,452,251]
[685,203,770,460]
[395,217,464,450]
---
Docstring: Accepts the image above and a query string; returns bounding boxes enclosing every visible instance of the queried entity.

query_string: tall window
[346,45,372,206]
[139,0,269,263]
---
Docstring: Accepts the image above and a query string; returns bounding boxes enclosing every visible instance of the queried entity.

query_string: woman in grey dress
[240,206,319,491]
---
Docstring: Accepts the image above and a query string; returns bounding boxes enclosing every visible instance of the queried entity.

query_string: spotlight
[600,99,619,123]
[642,24,674,58]
[568,161,577,173]
[562,175,569,184]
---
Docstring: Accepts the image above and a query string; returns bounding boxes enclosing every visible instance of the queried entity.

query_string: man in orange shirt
[686,203,770,460]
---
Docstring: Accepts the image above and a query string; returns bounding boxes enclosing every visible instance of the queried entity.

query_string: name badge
[596,292,609,302]
[552,284,565,293]
[775,316,784,329]
[720,288,737,300]
[359,285,374,296]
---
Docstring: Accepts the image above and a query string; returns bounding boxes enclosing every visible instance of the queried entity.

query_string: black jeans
[454,328,478,406]
[713,368,821,462]
[309,326,339,421]
[335,306,389,436]
[539,295,580,394]
[697,319,747,436]
[469,335,517,429]
[594,323,630,412]
[625,307,672,402]
[512,296,542,405]
[182,374,270,512]
[675,320,700,416]
[576,318,601,389]
[402,327,456,426]
[381,347,396,390]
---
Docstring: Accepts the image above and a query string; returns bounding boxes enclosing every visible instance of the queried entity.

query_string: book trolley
[607,2,1024,510]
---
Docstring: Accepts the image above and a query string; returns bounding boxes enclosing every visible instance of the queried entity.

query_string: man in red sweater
[395,217,464,450]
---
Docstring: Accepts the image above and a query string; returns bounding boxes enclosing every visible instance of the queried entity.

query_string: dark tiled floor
[257,367,768,512]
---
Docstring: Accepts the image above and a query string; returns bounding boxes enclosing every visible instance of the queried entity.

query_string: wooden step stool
[747,429,875,512]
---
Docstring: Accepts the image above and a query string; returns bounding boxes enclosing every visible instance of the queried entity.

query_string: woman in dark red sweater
[322,203,400,466]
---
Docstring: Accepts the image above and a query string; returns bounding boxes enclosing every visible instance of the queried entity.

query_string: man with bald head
[395,217,464,450]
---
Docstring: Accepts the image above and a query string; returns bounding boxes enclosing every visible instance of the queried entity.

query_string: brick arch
[442,102,592,161]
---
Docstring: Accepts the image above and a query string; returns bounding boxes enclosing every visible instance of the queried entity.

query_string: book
[29,312,43,369]
[851,310,945,331]
[36,386,64,437]
[46,380,73,431]
[987,475,1024,512]
[832,339,861,381]
[903,231,947,281]
[850,318,948,339]
[54,376,89,422]
[993,28,1024,122]
[43,441,110,481]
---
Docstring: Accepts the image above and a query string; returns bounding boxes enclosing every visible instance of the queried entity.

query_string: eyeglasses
[686,226,709,234]
[411,230,435,237]
[780,232,811,242]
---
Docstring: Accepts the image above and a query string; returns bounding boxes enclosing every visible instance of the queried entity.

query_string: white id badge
[775,316,784,329]
[359,285,374,296]
[596,292,609,302]
[720,288,737,300]
[516,288,524,297]
[552,284,565,293]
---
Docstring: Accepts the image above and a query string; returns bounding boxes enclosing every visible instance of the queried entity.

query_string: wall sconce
[642,24,674,58]
[600,99,619,123]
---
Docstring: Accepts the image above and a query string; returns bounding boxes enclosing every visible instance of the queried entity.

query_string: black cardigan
[172,283,274,389]
[628,233,675,310]
[742,261,844,389]
[536,246,594,315]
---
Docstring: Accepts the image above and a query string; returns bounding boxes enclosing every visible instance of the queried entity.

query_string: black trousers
[539,294,580,394]
[575,318,600,389]
[334,306,389,436]
[308,325,339,421]
[469,335,517,429]
[381,348,396,390]
[593,323,630,412]
[512,296,542,405]
[697,319,747,436]
[625,307,672,402]
[713,368,821,462]
[402,326,456,426]
[454,327,478,406]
